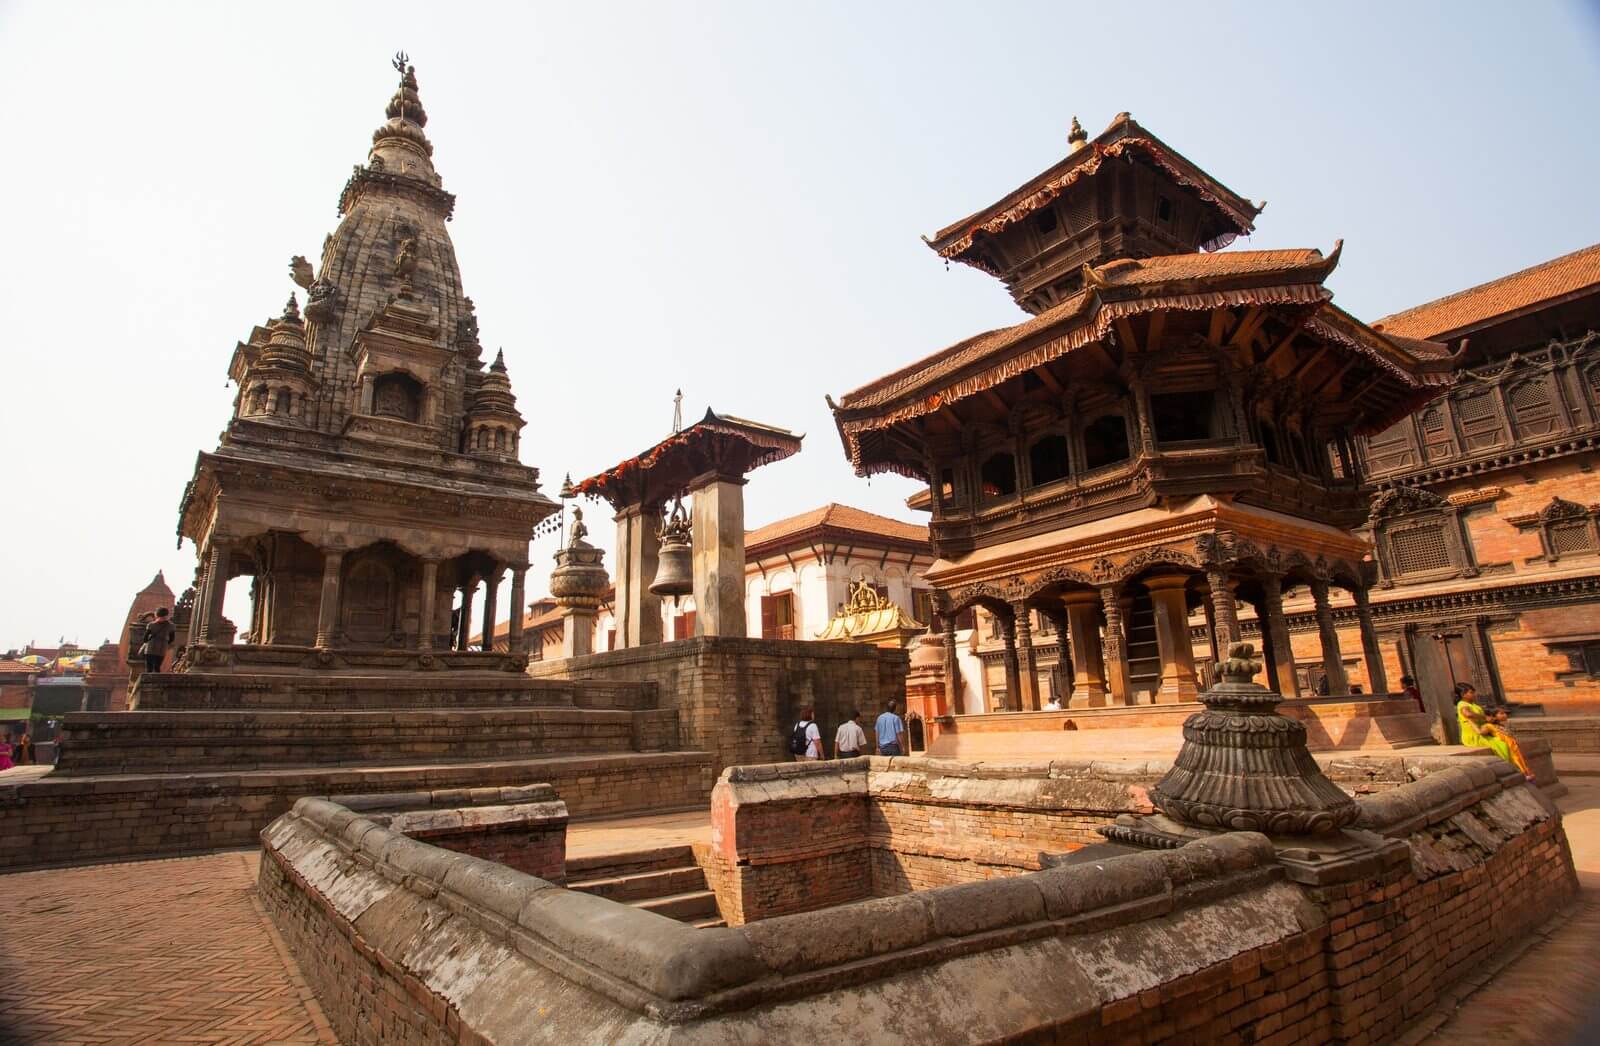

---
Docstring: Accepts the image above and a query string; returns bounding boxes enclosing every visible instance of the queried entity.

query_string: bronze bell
[649,502,694,598]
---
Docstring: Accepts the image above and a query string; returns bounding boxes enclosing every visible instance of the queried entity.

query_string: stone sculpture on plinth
[549,508,609,660]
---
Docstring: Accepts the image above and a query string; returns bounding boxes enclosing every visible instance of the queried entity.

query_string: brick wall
[0,751,714,871]
[530,637,908,773]
[131,671,656,712]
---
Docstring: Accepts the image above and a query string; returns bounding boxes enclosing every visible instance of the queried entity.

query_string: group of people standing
[791,701,908,761]
[0,731,34,771]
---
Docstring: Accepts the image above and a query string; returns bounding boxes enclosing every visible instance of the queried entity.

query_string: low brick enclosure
[1507,714,1600,753]
[258,759,1578,1044]
[0,752,713,872]
[335,785,569,884]
[698,746,1564,925]
[529,636,908,772]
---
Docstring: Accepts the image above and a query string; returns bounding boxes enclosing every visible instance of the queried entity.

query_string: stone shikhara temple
[3,65,1591,1046]
[832,113,1454,719]
[178,57,554,672]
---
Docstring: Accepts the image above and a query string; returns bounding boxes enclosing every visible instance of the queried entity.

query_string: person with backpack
[138,607,176,673]
[789,706,823,761]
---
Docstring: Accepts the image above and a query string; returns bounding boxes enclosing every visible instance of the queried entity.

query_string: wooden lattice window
[1455,390,1505,450]
[1389,524,1452,575]
[1362,417,1416,475]
[1419,406,1454,462]
[1549,521,1593,554]
[1509,378,1559,437]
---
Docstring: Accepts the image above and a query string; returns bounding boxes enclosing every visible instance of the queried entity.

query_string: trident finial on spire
[393,51,410,76]
[672,389,683,434]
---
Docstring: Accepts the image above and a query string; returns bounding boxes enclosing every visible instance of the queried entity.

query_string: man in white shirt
[1042,696,1063,711]
[834,710,868,759]
[793,705,824,760]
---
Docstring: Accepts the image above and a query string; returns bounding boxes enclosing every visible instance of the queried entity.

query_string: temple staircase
[566,845,723,928]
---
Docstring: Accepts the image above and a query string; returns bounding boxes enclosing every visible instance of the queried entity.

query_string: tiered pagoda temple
[830,113,1455,713]
[176,57,557,672]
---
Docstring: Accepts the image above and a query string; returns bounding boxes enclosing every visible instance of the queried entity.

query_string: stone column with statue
[550,507,610,660]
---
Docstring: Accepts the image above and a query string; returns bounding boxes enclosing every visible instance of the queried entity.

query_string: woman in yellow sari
[1454,683,1533,779]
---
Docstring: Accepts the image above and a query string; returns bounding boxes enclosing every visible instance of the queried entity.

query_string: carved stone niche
[1504,497,1600,564]
[1367,485,1478,587]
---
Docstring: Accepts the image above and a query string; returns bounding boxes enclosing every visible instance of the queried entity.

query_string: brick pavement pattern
[0,851,333,1045]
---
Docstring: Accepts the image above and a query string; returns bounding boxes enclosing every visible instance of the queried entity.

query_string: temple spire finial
[386,50,427,129]
[1068,115,1087,151]
[282,294,301,322]
[490,348,507,373]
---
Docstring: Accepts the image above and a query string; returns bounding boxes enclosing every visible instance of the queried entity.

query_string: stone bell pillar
[689,473,747,638]
[550,518,610,660]
[613,504,664,648]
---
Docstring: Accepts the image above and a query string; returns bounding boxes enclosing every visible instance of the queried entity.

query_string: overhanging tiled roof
[1374,242,1600,340]
[745,503,928,554]
[926,113,1261,262]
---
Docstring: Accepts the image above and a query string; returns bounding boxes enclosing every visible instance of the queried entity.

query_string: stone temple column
[418,559,439,652]
[457,580,477,652]
[690,474,747,638]
[1310,579,1349,696]
[942,612,964,715]
[1353,585,1389,695]
[201,544,233,644]
[1145,573,1199,703]
[507,566,527,655]
[481,567,501,652]
[1063,592,1107,707]
[313,549,343,649]
[1011,601,1040,711]
[1100,586,1132,705]
[999,613,1021,713]
[1260,574,1300,698]
[613,504,664,648]
[551,538,608,660]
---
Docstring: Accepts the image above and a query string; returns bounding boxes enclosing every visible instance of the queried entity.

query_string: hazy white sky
[2,1,1598,647]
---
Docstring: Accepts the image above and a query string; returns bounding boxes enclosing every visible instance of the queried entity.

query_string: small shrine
[814,579,926,647]
[574,408,801,645]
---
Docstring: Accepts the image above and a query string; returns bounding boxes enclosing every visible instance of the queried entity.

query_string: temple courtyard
[0,763,1594,1045]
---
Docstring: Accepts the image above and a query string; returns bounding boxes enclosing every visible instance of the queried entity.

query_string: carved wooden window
[1151,391,1215,444]
[1419,406,1454,462]
[1028,434,1071,486]
[1455,390,1505,450]
[1082,414,1131,470]
[1550,639,1600,681]
[1508,378,1559,438]
[1508,498,1600,561]
[1388,524,1452,574]
[1362,417,1417,475]
[980,453,1018,498]
[761,592,795,640]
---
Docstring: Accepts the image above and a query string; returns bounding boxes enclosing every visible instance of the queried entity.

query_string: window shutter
[760,595,777,639]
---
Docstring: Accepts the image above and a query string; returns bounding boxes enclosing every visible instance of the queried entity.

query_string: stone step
[636,889,719,922]
[53,707,677,775]
[564,845,698,880]
[566,865,708,903]
[692,916,727,929]
[131,671,659,713]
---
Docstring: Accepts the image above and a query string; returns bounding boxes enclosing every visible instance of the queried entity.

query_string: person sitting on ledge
[1042,695,1062,711]
[1400,674,1424,712]
[1454,682,1533,780]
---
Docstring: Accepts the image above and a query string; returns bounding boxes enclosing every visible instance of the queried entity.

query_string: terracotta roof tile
[745,503,929,550]
[0,659,44,675]
[1374,242,1600,340]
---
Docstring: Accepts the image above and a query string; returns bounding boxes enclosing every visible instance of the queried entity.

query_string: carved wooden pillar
[313,549,343,649]
[418,559,439,652]
[1100,585,1132,705]
[1205,566,1240,650]
[942,612,964,715]
[1261,574,1300,698]
[1256,605,1280,695]
[1011,601,1040,711]
[507,566,527,655]
[201,544,233,645]
[1201,597,1221,675]
[1129,373,1156,457]
[1310,579,1349,695]
[1353,585,1389,695]
[999,612,1021,713]
[481,568,501,652]
[1145,573,1199,703]
[1063,593,1106,707]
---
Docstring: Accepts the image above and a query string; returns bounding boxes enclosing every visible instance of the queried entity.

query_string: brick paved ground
[1416,769,1600,1045]
[0,850,333,1045]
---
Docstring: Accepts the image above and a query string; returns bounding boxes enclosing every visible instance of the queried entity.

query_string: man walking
[790,705,823,761]
[874,700,907,757]
[834,709,867,759]
[140,607,176,673]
